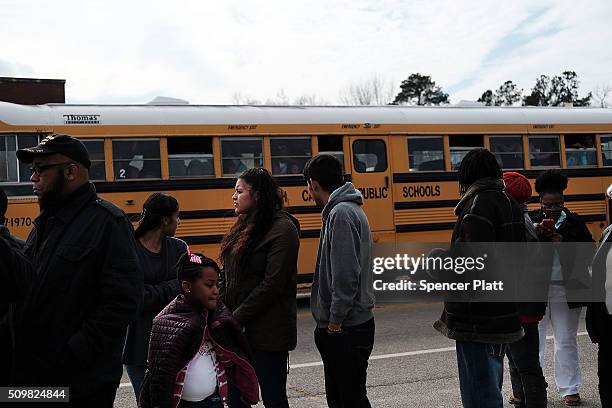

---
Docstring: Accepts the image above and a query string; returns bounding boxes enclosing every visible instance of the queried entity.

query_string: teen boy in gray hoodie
[303,154,375,408]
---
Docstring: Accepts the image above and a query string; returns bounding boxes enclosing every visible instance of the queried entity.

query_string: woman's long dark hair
[134,192,179,238]
[219,168,283,271]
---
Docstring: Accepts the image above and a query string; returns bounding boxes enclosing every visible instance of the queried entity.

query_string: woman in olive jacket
[220,168,300,408]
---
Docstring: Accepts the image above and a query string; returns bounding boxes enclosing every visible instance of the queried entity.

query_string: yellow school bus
[1,101,612,282]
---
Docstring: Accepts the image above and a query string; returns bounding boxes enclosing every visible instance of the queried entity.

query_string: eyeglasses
[29,162,73,176]
[541,202,563,211]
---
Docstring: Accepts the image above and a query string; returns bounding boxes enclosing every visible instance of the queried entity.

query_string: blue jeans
[178,391,222,408]
[228,350,289,408]
[456,341,506,408]
[125,364,147,399]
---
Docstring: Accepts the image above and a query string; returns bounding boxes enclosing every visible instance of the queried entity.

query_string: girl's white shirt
[181,340,218,402]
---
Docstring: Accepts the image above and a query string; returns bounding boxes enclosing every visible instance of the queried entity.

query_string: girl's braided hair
[176,249,221,291]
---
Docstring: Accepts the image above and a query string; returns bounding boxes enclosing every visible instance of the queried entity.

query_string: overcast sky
[1,0,611,105]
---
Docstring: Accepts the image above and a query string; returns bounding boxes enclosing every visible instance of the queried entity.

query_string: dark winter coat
[586,225,612,343]
[220,210,300,351]
[0,182,142,397]
[0,225,25,320]
[517,210,547,321]
[0,225,25,251]
[433,178,526,344]
[529,208,594,308]
[139,296,259,408]
[0,224,25,385]
[122,236,188,366]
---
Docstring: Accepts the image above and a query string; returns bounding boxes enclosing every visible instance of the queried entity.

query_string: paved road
[115,300,602,407]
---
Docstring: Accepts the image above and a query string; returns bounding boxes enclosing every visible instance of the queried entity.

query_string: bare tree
[340,75,395,105]
[294,94,328,105]
[264,89,290,105]
[231,91,261,105]
[231,91,245,104]
[593,84,612,108]
[232,90,327,106]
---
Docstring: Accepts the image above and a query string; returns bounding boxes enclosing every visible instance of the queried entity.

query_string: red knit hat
[503,172,532,204]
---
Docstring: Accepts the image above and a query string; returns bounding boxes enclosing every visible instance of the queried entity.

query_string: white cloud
[1,0,610,104]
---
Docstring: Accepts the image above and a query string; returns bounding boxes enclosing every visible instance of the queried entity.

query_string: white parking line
[290,346,458,369]
[119,331,590,387]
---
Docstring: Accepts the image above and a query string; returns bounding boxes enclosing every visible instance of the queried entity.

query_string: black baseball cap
[16,134,91,169]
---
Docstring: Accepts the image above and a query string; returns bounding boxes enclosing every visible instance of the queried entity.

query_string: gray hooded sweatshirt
[311,182,375,328]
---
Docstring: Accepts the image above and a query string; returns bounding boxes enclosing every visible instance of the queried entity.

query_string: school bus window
[529,136,560,167]
[17,135,40,183]
[0,134,18,183]
[271,137,311,175]
[352,139,387,173]
[317,136,344,170]
[112,139,161,180]
[80,140,106,181]
[450,135,483,170]
[489,136,524,169]
[168,137,214,178]
[601,135,612,166]
[221,138,263,176]
[407,137,444,171]
[564,134,596,167]
[1,134,41,183]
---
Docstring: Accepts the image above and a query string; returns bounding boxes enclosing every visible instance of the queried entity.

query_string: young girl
[139,250,259,408]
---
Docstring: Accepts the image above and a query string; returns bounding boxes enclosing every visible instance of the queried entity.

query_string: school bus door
[349,136,394,232]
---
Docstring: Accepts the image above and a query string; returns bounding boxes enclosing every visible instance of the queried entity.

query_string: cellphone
[542,218,555,229]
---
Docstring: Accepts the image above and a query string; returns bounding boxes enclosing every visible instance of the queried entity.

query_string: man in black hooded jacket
[433,149,525,408]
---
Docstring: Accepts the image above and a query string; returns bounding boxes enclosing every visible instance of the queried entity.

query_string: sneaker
[561,394,581,406]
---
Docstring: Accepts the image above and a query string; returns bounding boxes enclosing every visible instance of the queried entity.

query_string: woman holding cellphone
[530,170,594,406]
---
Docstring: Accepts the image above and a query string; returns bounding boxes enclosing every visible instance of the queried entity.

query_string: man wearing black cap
[0,134,142,406]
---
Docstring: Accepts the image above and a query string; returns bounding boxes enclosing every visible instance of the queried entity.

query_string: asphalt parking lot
[114,301,602,407]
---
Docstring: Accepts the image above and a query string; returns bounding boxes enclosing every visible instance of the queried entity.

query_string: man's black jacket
[433,178,526,344]
[0,182,142,397]
[0,225,25,310]
[586,224,612,343]
[0,224,25,385]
